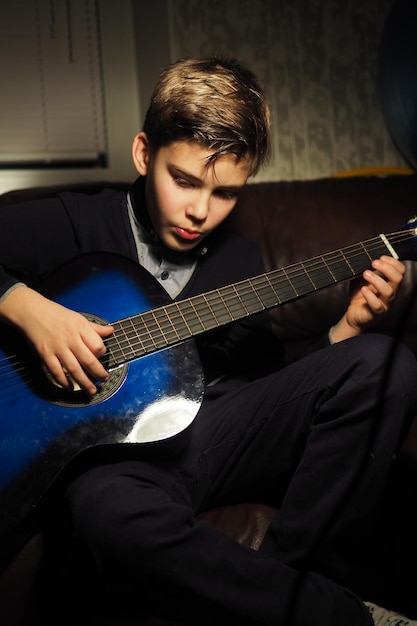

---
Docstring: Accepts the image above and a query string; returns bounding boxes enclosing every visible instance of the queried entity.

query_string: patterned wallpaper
[169,0,409,181]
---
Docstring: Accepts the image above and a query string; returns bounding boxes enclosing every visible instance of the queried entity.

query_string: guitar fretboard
[104,228,416,368]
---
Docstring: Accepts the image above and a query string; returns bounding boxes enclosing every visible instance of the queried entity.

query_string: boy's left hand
[330,256,405,343]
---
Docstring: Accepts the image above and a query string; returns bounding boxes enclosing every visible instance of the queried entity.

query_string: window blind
[0,0,107,168]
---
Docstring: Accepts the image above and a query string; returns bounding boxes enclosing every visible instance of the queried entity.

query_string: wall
[0,0,409,194]
[167,0,409,181]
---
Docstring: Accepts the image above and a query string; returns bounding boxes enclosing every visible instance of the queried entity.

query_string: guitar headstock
[396,217,417,261]
[406,216,417,230]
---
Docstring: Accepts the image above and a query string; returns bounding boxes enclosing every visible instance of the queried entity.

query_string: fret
[107,319,144,367]
[265,268,296,302]
[324,250,355,282]
[169,302,193,339]
[300,261,317,290]
[227,283,257,318]
[345,244,372,275]
[301,256,335,289]
[152,305,183,346]
[123,318,143,354]
[199,286,245,323]
[177,297,207,334]
[340,249,355,276]
[203,288,237,324]
[281,267,298,299]
[132,311,159,353]
[147,309,166,347]
[363,239,389,263]
[261,274,282,307]
[284,264,319,297]
[322,256,337,283]
[135,309,172,352]
[242,274,279,314]
[216,288,240,320]
[106,327,125,368]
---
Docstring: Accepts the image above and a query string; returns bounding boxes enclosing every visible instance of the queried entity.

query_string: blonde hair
[142,56,271,176]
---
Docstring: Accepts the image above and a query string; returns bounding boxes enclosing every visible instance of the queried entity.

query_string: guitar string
[1,232,415,373]
[0,230,415,389]
[106,231,416,360]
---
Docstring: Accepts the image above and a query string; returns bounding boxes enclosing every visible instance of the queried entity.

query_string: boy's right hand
[0,285,114,395]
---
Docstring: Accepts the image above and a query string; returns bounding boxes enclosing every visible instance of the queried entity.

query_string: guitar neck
[105,229,413,367]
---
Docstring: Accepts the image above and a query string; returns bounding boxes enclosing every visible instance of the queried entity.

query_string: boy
[0,56,416,625]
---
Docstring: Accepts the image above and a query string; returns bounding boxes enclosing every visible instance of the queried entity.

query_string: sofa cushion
[227,175,417,360]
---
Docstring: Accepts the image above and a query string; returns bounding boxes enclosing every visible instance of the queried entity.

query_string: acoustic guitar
[1,220,417,538]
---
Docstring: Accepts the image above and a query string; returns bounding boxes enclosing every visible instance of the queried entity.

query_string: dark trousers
[66,334,417,626]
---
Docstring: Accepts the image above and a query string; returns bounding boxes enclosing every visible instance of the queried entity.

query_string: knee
[347,333,416,378]
[389,338,417,387]
[66,461,189,568]
[66,464,162,559]
[348,334,417,413]
[67,465,134,548]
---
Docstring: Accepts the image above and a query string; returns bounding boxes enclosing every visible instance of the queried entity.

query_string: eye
[215,189,239,201]
[173,175,194,189]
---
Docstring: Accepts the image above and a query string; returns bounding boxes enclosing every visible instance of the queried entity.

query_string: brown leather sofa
[1,174,417,625]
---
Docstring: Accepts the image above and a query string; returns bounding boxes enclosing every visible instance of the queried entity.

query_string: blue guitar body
[0,253,203,538]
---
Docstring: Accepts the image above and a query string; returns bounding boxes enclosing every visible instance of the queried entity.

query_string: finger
[44,355,74,390]
[59,328,111,393]
[58,351,102,395]
[86,323,114,357]
[363,269,397,298]
[90,322,114,339]
[96,323,114,336]
[80,351,110,384]
[371,257,405,283]
[360,285,389,315]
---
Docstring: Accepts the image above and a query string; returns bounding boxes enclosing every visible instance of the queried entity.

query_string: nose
[186,192,210,222]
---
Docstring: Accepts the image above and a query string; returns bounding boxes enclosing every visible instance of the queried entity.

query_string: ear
[132,132,150,175]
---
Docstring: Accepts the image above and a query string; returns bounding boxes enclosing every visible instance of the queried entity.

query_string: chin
[165,237,199,253]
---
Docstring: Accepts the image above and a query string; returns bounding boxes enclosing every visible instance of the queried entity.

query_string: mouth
[175,227,202,241]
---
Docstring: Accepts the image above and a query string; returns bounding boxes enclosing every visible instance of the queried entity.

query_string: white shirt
[127,192,200,299]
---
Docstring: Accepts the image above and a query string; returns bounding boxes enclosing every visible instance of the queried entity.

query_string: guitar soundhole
[45,312,128,408]
[49,363,128,408]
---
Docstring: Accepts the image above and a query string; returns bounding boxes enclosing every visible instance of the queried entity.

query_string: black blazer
[0,178,284,381]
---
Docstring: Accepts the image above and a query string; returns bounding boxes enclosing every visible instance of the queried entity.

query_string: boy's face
[132,133,251,252]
